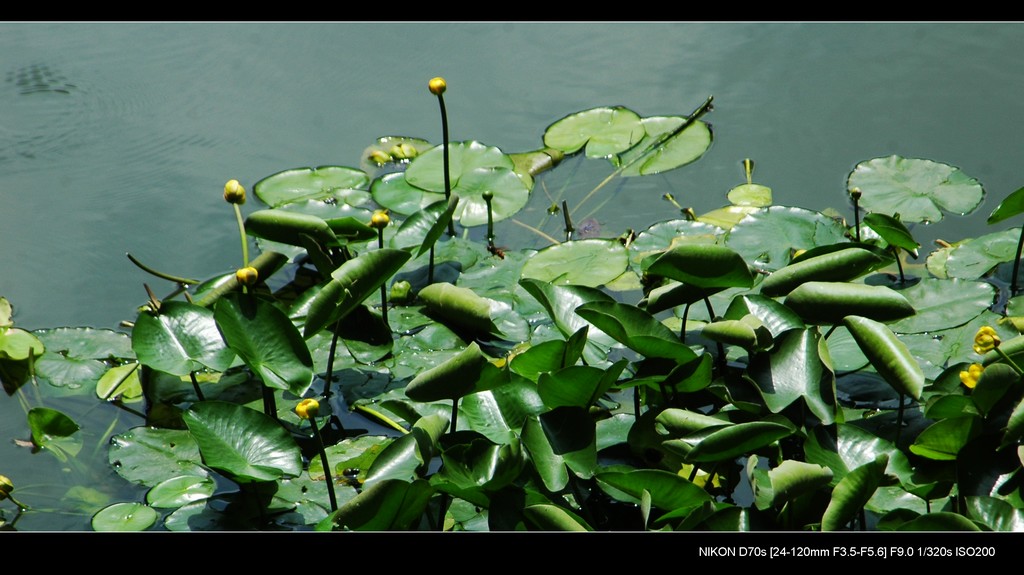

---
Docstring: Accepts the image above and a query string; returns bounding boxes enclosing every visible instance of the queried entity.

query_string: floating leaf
[543,106,645,158]
[725,207,849,272]
[132,300,235,376]
[521,239,629,287]
[92,502,158,532]
[146,476,216,508]
[27,407,80,460]
[253,165,369,208]
[847,155,984,224]
[183,400,302,484]
[108,427,206,487]
[403,141,530,226]
[886,279,994,334]
[614,115,712,176]
[390,194,459,257]
[96,362,143,402]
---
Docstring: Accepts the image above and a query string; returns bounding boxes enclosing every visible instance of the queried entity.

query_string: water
[1,22,1021,530]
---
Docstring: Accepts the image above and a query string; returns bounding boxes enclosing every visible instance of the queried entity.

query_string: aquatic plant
[3,76,1024,533]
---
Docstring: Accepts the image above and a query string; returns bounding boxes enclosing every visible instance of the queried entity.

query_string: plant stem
[1012,225,1024,295]
[436,93,455,237]
[126,253,199,285]
[324,322,341,398]
[377,228,388,328]
[995,347,1024,376]
[233,203,249,268]
[309,415,338,512]
[894,249,906,283]
[428,245,435,284]
[189,371,206,401]
[562,200,575,241]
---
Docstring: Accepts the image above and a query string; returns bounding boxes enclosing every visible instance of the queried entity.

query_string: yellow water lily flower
[973,326,1001,355]
[295,398,320,420]
[960,363,984,390]
[428,76,447,96]
[235,266,258,287]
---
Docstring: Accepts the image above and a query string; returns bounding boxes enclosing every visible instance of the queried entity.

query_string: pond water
[1,21,1022,530]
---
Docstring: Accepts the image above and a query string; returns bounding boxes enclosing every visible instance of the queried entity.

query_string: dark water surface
[1,22,1021,530]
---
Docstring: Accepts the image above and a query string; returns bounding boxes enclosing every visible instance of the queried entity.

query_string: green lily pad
[543,106,645,158]
[183,400,302,484]
[521,239,628,287]
[109,427,207,487]
[92,502,158,532]
[132,300,236,376]
[725,206,849,272]
[847,155,985,224]
[402,141,530,227]
[886,278,994,334]
[613,115,712,176]
[146,475,216,508]
[942,227,1022,280]
[253,165,370,208]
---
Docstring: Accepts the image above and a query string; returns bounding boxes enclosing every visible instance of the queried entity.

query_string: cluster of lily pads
[4,78,1024,532]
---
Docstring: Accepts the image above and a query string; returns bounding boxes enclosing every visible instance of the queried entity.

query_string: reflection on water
[1,22,1022,530]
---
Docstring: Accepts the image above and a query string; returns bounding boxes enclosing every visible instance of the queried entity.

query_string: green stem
[562,200,575,241]
[324,322,341,398]
[353,404,409,434]
[995,346,1024,376]
[1012,225,1024,295]
[189,371,206,401]
[894,248,906,283]
[234,203,249,268]
[309,415,338,512]
[126,253,199,285]
[853,195,861,242]
[484,193,496,250]
[436,93,454,237]
[377,228,388,328]
[194,251,288,308]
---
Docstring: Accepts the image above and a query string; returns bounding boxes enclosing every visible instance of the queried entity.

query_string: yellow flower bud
[428,76,447,96]
[849,187,862,200]
[235,266,258,287]
[973,326,1000,355]
[0,475,13,500]
[224,179,246,205]
[370,209,390,230]
[368,149,392,165]
[295,398,320,420]
[389,280,412,304]
[960,363,984,390]
[389,142,418,160]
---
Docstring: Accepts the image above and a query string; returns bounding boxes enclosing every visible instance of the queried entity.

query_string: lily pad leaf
[215,293,313,397]
[92,502,158,532]
[909,416,981,461]
[523,504,591,531]
[543,106,645,158]
[759,244,892,298]
[821,454,889,531]
[642,244,753,289]
[747,328,837,424]
[253,165,369,208]
[843,315,925,400]
[108,427,207,487]
[785,282,915,325]
[595,469,713,513]
[404,341,490,402]
[768,460,834,506]
[521,239,629,288]
[886,279,994,334]
[27,407,81,459]
[416,282,502,339]
[403,141,530,227]
[847,155,985,224]
[303,248,412,338]
[725,206,849,272]
[675,421,794,463]
[862,212,920,254]
[943,227,1022,280]
[390,194,459,257]
[96,362,143,402]
[613,115,712,176]
[183,400,302,484]
[321,478,434,531]
[132,300,235,376]
[988,186,1024,225]
[575,301,696,364]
